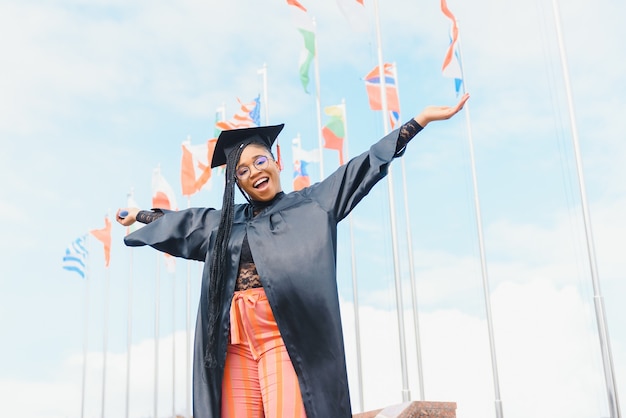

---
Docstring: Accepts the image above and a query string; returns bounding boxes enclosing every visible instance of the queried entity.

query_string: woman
[116,93,469,418]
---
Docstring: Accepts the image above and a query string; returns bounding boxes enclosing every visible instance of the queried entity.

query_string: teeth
[254,178,268,187]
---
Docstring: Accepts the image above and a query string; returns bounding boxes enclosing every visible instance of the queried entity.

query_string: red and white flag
[152,167,178,211]
[441,0,463,94]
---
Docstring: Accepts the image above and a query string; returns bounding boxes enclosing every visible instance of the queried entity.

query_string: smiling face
[235,143,282,201]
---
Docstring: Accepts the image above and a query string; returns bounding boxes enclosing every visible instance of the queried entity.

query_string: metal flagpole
[312,17,324,178]
[124,188,136,418]
[172,268,176,418]
[342,99,365,411]
[551,2,620,416]
[258,64,270,125]
[454,21,504,417]
[154,255,160,418]
[373,0,411,402]
[81,241,91,418]
[348,212,365,411]
[186,196,192,418]
[392,62,425,400]
[101,266,110,418]
[259,63,275,169]
[216,104,226,124]
[463,96,504,418]
[125,246,133,418]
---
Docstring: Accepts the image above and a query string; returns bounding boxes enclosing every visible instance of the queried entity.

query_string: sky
[1,0,625,417]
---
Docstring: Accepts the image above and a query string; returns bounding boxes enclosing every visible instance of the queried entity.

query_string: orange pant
[222,288,307,418]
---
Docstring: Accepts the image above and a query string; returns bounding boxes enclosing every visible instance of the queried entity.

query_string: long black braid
[205,138,270,368]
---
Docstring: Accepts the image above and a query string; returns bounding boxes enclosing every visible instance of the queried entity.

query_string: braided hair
[205,138,272,368]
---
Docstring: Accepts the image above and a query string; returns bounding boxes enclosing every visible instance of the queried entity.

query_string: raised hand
[116,207,139,226]
[414,93,469,127]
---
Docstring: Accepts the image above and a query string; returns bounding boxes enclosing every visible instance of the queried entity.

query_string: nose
[249,163,264,177]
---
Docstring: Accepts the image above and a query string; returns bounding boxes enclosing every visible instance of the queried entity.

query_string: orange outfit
[221,288,307,418]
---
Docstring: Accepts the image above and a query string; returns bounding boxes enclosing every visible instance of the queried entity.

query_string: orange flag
[90,217,112,267]
[181,138,217,196]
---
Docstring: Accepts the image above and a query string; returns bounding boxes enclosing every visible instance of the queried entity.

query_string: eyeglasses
[235,155,272,180]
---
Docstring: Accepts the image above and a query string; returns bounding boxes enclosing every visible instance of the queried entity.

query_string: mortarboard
[211,124,285,168]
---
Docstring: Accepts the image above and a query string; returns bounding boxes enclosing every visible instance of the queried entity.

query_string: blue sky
[1,0,626,417]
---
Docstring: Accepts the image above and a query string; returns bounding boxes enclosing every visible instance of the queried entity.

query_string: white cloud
[341,277,615,418]
[2,331,193,418]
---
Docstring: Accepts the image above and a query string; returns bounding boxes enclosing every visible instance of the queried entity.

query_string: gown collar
[250,191,285,216]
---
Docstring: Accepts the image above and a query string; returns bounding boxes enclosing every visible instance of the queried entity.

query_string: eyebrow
[237,154,269,168]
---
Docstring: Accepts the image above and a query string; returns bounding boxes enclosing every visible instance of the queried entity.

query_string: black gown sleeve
[305,119,424,223]
[124,208,217,262]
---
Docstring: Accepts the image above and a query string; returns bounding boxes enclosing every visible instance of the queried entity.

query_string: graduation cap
[211,124,285,168]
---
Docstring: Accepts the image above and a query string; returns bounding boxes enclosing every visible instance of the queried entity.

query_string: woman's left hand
[414,93,469,127]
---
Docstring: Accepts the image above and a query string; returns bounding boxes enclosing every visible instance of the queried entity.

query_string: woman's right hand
[116,207,140,226]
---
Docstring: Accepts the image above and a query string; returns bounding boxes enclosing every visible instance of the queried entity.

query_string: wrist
[414,114,430,127]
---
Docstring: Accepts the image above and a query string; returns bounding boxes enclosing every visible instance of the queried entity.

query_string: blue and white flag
[62,235,88,278]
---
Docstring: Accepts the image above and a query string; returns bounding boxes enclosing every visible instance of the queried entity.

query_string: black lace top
[235,234,262,290]
[396,118,422,156]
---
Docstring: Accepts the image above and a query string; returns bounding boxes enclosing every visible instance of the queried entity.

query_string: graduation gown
[124,127,419,417]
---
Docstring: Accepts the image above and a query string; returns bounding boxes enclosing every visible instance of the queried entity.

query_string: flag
[364,63,400,112]
[152,167,178,211]
[214,107,224,138]
[389,110,400,130]
[335,0,369,32]
[292,136,320,191]
[90,217,111,267]
[292,137,321,163]
[321,104,346,165]
[215,96,261,131]
[293,160,311,191]
[62,235,88,278]
[276,143,283,171]
[181,138,217,196]
[126,190,144,235]
[441,0,463,95]
[286,0,316,93]
[152,169,178,267]
[164,253,176,274]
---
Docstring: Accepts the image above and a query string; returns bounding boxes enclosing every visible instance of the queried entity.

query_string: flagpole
[101,266,110,418]
[392,62,426,400]
[121,190,134,418]
[125,246,133,418]
[80,241,91,418]
[259,63,279,169]
[342,99,365,411]
[154,254,160,418]
[150,166,179,418]
[551,2,620,416]
[186,196,192,418]
[258,63,270,125]
[172,268,176,418]
[453,19,504,417]
[312,17,325,178]
[186,260,192,418]
[463,99,504,418]
[373,0,410,402]
[217,104,226,123]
